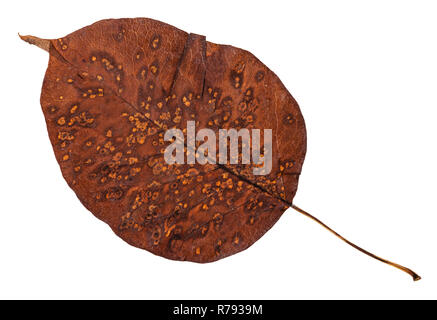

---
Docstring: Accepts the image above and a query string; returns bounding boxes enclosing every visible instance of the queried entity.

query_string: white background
[1,0,436,299]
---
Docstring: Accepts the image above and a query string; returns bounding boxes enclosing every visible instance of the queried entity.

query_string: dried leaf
[21,18,420,281]
[20,18,306,262]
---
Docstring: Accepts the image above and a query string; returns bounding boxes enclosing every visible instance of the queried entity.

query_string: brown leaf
[21,18,420,282]
[20,18,307,262]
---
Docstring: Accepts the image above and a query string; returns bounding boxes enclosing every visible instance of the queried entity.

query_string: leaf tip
[19,33,50,52]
